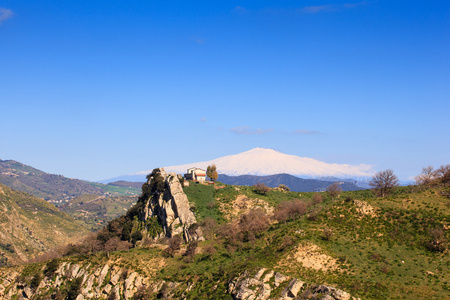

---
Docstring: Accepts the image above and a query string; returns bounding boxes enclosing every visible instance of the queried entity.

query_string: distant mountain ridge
[218,173,361,192]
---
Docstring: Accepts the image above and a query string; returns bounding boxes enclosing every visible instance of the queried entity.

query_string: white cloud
[233,6,247,14]
[301,1,368,14]
[231,126,273,135]
[0,7,13,24]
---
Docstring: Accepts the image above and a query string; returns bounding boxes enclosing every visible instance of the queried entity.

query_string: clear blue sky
[1,1,449,181]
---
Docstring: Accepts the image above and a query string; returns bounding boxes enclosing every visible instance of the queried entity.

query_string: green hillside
[0,183,89,266]
[0,159,140,204]
[59,194,138,230]
[1,181,448,299]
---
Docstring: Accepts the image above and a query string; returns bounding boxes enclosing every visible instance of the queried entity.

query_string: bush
[426,228,448,252]
[30,273,42,290]
[238,208,269,242]
[164,236,182,257]
[322,228,333,241]
[131,230,143,245]
[184,240,198,262]
[44,259,59,278]
[312,193,323,205]
[253,183,271,195]
[67,277,83,300]
[132,286,155,299]
[274,199,308,224]
[278,184,290,191]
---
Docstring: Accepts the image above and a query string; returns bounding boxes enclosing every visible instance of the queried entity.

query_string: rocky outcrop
[140,168,201,242]
[228,268,360,300]
[0,261,154,300]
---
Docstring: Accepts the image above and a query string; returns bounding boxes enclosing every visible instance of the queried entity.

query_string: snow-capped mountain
[131,148,374,180]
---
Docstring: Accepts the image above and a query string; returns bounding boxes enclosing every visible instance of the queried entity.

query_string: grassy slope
[4,183,448,299]
[0,159,140,203]
[0,183,89,265]
[169,183,449,299]
[59,194,138,231]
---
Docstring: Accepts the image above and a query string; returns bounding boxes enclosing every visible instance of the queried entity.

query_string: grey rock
[140,168,201,242]
[97,264,110,287]
[274,272,288,287]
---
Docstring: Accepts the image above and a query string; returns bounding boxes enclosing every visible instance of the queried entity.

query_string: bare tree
[435,164,450,186]
[274,199,308,224]
[326,183,342,201]
[369,169,399,197]
[415,166,437,186]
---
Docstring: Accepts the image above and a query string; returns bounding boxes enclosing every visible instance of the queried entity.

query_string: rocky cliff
[138,168,201,241]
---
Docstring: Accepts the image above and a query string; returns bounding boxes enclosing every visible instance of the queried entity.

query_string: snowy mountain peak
[134,148,374,179]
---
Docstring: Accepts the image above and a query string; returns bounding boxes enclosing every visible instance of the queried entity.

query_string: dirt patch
[220,195,273,220]
[279,242,340,273]
[353,200,377,218]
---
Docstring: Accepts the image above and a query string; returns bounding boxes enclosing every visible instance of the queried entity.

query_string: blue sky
[1,1,449,181]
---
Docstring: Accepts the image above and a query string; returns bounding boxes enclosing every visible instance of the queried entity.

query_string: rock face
[228,268,360,300]
[0,261,156,300]
[140,168,200,241]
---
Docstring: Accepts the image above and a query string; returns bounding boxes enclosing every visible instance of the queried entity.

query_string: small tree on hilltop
[253,183,270,195]
[326,183,342,201]
[369,169,399,197]
[435,164,450,186]
[206,164,219,182]
[415,166,437,187]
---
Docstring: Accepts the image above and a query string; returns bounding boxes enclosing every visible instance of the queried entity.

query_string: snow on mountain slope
[134,148,374,179]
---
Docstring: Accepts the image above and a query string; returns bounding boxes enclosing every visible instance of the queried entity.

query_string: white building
[184,167,206,182]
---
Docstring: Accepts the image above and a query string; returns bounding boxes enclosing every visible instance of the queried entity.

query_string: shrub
[326,183,342,200]
[217,223,240,246]
[426,228,448,252]
[67,277,83,300]
[238,208,269,242]
[274,199,308,224]
[131,230,143,245]
[164,235,182,257]
[44,259,59,278]
[30,273,42,290]
[278,184,290,191]
[278,235,295,252]
[132,285,155,299]
[253,183,271,195]
[203,244,217,259]
[322,228,333,241]
[184,240,198,262]
[312,193,323,205]
[201,217,218,239]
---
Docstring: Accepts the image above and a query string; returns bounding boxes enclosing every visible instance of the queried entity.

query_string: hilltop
[0,159,140,204]
[0,169,448,299]
[0,183,89,266]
